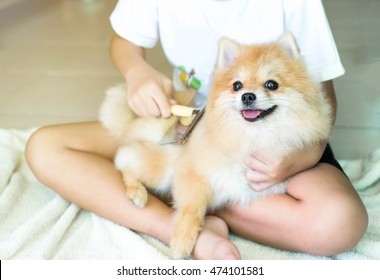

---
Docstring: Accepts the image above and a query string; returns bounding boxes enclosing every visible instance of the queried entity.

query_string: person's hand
[126,64,175,118]
[245,142,326,191]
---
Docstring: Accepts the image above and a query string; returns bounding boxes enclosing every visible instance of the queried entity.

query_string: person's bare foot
[192,216,241,260]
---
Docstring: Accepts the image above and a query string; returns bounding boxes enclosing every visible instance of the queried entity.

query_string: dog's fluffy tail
[99,84,178,144]
[99,84,135,142]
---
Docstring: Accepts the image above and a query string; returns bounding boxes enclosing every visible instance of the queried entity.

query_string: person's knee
[25,126,58,180]
[303,195,368,256]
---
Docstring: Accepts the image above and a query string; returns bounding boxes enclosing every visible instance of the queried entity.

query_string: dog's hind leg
[120,170,149,208]
[115,141,180,206]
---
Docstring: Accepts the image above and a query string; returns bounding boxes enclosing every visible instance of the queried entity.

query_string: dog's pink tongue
[242,109,261,119]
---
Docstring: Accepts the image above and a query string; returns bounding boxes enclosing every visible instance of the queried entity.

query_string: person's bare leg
[217,164,368,256]
[25,122,239,259]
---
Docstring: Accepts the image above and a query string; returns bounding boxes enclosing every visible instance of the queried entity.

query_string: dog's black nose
[241,92,256,106]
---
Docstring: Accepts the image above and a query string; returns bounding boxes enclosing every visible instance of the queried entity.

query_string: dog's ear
[277,32,300,59]
[216,37,240,70]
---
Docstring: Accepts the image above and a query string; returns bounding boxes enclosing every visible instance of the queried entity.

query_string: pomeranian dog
[99,32,332,259]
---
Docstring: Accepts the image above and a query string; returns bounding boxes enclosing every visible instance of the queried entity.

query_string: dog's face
[230,79,278,123]
[206,33,325,134]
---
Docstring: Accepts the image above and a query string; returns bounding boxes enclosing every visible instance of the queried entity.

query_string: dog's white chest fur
[208,162,251,208]
[206,159,287,210]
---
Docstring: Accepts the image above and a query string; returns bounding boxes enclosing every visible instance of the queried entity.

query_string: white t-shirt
[110,0,345,102]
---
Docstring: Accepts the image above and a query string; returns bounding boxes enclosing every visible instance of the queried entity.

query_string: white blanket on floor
[0,128,379,260]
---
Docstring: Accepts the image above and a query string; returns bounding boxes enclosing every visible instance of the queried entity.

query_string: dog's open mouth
[241,105,277,122]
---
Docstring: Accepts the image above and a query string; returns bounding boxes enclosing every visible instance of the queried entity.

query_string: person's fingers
[245,168,274,191]
[127,93,147,118]
[151,91,171,118]
[244,154,270,174]
[134,80,172,118]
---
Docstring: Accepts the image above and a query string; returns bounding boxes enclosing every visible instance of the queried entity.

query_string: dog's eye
[264,80,279,90]
[233,81,243,91]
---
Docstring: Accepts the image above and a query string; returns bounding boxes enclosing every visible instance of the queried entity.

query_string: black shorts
[319,144,345,174]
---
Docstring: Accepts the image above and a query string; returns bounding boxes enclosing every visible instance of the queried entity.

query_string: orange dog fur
[99,33,332,258]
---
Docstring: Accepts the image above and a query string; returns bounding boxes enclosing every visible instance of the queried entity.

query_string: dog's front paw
[126,183,148,208]
[170,232,198,260]
[170,215,202,259]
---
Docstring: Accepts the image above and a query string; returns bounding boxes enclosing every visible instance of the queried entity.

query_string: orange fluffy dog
[99,33,332,259]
